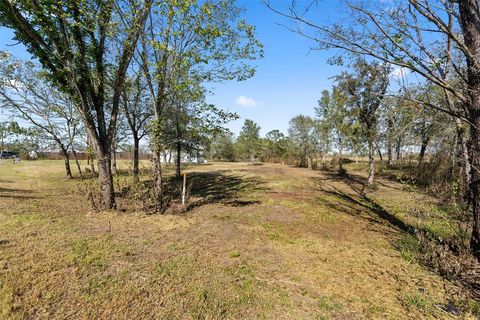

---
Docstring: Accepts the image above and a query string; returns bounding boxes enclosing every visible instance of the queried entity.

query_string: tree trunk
[60,147,73,179]
[154,151,164,212]
[72,146,83,179]
[387,118,394,166]
[468,107,480,259]
[387,145,393,166]
[418,136,430,162]
[456,118,472,199]
[133,135,140,184]
[96,149,115,209]
[87,135,96,174]
[367,143,374,184]
[90,132,115,209]
[377,148,383,163]
[112,140,117,175]
[459,0,480,259]
[90,158,96,174]
[176,141,181,178]
[338,143,344,173]
[395,138,402,161]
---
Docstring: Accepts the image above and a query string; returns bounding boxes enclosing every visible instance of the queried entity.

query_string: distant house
[160,147,205,164]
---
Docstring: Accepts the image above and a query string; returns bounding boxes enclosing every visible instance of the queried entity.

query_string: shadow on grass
[187,171,266,208]
[311,172,480,301]
[311,174,414,235]
[0,187,41,199]
[122,170,266,213]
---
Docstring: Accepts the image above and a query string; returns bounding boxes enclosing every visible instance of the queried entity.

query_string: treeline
[212,59,460,190]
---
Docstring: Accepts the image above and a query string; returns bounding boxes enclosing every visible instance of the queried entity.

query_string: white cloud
[235,95,258,107]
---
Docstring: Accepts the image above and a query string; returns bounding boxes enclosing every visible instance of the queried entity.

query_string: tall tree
[236,119,261,163]
[288,115,319,168]
[162,99,238,178]
[336,60,390,183]
[0,0,152,209]
[316,88,353,172]
[210,132,236,162]
[263,130,288,162]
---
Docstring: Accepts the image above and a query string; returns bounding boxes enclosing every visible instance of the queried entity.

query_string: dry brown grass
[0,159,478,319]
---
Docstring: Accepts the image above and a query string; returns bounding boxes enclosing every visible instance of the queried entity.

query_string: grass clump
[397,234,420,263]
[401,292,434,313]
[67,238,107,268]
[229,250,240,258]
[317,296,342,311]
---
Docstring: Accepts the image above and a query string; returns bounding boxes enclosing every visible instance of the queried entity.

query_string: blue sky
[0,0,346,136]
[207,0,344,136]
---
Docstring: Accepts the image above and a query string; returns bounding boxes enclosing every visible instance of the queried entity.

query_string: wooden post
[182,172,187,205]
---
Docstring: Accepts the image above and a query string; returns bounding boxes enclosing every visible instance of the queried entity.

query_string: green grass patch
[67,238,108,268]
[401,292,434,313]
[317,295,342,311]
[229,250,240,258]
[397,234,420,263]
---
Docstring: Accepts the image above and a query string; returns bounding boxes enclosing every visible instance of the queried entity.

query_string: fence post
[182,172,187,205]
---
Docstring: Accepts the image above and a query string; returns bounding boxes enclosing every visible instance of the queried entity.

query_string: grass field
[0,159,478,319]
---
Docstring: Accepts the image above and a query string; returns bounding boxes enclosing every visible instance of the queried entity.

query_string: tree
[263,130,288,162]
[380,94,418,165]
[121,73,153,183]
[236,119,261,162]
[210,132,236,162]
[266,0,480,258]
[0,0,153,208]
[0,121,26,152]
[161,100,238,178]
[0,52,83,178]
[335,60,390,184]
[316,88,353,172]
[288,115,319,168]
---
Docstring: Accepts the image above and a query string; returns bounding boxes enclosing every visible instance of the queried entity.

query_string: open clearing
[0,160,477,319]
